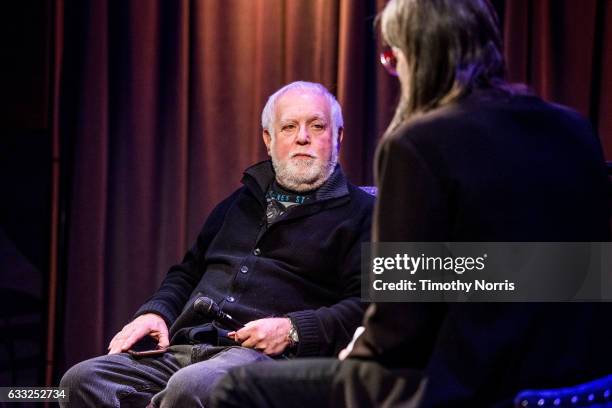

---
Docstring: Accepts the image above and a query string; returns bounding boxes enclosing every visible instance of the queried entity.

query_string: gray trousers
[59,344,272,407]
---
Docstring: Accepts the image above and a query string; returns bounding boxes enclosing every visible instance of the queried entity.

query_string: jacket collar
[241,160,349,203]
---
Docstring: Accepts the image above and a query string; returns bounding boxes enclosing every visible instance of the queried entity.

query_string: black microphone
[193,296,244,330]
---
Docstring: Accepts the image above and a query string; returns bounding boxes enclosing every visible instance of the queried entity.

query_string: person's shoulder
[209,186,248,215]
[194,186,247,240]
[543,99,593,129]
[382,114,450,158]
[387,87,594,148]
[386,102,469,148]
[483,87,591,128]
[343,184,375,218]
[505,92,597,142]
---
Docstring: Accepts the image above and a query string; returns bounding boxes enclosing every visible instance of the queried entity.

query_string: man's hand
[228,317,292,356]
[107,313,169,354]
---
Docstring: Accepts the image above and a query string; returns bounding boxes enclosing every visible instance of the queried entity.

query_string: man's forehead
[275,89,331,121]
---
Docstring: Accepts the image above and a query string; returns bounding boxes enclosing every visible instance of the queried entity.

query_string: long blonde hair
[380,0,506,137]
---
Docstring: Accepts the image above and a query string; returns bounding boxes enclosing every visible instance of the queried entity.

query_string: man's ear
[263,130,272,156]
[337,127,344,147]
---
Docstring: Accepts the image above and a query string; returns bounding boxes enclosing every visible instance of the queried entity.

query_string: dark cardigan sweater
[135,160,373,357]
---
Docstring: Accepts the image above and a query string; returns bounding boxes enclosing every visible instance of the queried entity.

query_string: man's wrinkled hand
[107,313,169,354]
[228,317,292,356]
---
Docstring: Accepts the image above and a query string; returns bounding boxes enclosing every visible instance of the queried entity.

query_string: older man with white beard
[60,81,374,407]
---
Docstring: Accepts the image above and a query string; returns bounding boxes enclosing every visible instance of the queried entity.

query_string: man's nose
[296,126,310,144]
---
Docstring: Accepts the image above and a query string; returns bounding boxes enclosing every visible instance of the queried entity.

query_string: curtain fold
[61,0,109,367]
[504,0,611,155]
[597,0,612,156]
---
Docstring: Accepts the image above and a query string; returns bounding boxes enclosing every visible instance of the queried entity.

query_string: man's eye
[282,124,296,131]
[312,123,325,130]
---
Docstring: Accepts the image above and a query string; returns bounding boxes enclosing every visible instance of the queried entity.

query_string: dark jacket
[135,161,373,357]
[350,88,612,407]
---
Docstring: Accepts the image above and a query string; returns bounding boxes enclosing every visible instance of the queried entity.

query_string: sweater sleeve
[287,194,372,357]
[133,190,240,326]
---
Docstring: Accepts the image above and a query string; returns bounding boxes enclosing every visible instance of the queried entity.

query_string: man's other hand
[228,317,292,356]
[107,313,169,354]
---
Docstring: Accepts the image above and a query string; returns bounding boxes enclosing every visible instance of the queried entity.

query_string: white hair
[261,81,344,141]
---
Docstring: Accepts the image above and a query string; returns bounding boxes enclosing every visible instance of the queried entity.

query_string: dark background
[0,0,610,388]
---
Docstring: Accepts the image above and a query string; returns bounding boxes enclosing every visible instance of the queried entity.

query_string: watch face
[289,326,299,342]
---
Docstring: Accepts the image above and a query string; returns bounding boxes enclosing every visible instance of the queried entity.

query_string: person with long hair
[211,1,612,406]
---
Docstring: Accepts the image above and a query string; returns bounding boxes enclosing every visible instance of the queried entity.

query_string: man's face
[263,89,342,192]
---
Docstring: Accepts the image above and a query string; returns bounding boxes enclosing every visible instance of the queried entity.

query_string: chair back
[359,186,377,196]
[514,375,612,407]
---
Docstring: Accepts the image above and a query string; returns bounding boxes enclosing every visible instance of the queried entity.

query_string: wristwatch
[287,319,299,348]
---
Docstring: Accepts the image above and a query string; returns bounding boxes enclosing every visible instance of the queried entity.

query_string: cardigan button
[253,248,261,256]
[226,296,235,303]
[240,265,249,274]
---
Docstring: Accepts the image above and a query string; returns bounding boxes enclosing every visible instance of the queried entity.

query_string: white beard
[270,139,338,193]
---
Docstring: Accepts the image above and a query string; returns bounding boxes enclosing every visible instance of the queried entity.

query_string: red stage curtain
[52,0,611,376]
[504,0,612,157]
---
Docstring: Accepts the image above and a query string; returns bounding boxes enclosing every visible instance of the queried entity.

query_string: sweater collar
[242,160,349,202]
